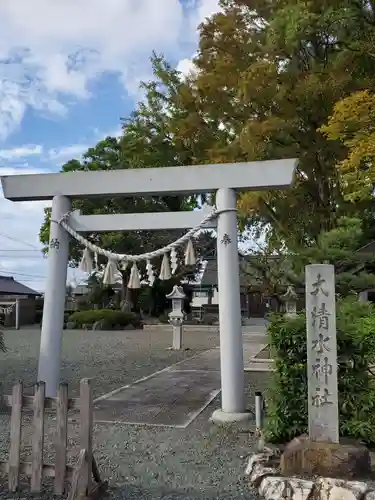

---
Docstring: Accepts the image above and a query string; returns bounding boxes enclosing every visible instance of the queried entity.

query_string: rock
[280,436,371,479]
[245,450,279,476]
[365,491,375,500]
[313,478,368,500]
[246,449,280,486]
[92,321,103,331]
[259,476,286,500]
[250,462,279,486]
[66,321,76,329]
[259,476,314,500]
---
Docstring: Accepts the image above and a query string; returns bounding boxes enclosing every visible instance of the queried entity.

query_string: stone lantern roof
[281,285,298,302]
[166,285,186,300]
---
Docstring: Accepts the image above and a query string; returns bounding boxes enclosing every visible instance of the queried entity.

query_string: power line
[0,268,46,279]
[0,232,41,250]
[0,255,45,259]
[0,249,43,252]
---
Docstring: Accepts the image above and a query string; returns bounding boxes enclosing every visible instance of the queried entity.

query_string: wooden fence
[0,378,107,499]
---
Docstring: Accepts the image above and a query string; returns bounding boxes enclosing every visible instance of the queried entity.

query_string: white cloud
[176,58,197,78]
[176,0,221,79]
[197,0,221,22]
[0,0,221,140]
[0,167,49,291]
[0,0,223,291]
[0,166,84,291]
[0,145,43,160]
[48,144,89,163]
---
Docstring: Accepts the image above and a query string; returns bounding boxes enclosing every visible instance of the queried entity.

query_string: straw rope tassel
[80,247,93,274]
[128,262,141,289]
[184,239,196,266]
[159,253,172,280]
[103,259,118,285]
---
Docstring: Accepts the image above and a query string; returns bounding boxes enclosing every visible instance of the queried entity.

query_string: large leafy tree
[320,90,375,203]
[39,58,213,307]
[165,0,375,247]
[245,217,375,300]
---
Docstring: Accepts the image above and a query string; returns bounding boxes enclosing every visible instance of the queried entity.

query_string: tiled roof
[200,256,250,287]
[0,276,41,296]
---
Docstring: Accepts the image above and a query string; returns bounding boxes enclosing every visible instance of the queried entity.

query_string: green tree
[165,0,375,247]
[84,273,117,310]
[39,58,208,310]
[246,217,375,300]
[291,216,375,296]
[119,54,198,170]
[320,90,375,203]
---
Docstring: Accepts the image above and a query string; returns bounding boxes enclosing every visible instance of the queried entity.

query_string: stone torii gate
[1,159,297,423]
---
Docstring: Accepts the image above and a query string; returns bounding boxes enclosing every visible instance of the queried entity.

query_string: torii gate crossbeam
[1,159,297,424]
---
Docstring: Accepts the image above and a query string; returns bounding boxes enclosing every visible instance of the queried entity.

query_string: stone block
[250,463,279,486]
[365,491,375,500]
[313,478,368,500]
[260,476,314,500]
[245,449,280,476]
[246,449,281,486]
[280,436,371,479]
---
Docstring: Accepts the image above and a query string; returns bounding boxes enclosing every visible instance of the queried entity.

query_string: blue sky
[0,0,220,292]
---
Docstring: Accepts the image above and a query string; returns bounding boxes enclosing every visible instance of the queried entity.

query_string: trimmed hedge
[265,297,375,445]
[68,309,142,329]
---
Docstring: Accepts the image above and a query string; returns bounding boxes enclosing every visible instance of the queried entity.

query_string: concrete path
[92,341,267,427]
[242,320,274,372]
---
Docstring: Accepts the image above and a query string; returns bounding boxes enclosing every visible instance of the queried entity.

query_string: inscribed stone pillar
[305,264,339,443]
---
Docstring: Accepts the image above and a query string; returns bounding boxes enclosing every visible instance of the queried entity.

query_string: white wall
[191,288,219,307]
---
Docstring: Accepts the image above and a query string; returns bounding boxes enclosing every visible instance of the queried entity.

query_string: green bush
[265,297,375,445]
[69,309,142,329]
[158,312,170,324]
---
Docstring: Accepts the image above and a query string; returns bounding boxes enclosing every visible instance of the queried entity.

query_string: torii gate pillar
[38,195,71,396]
[211,188,249,423]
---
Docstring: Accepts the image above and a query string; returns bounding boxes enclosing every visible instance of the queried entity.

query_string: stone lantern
[166,285,186,350]
[281,285,298,318]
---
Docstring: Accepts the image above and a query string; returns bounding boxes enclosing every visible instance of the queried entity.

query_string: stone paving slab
[93,368,221,427]
[92,343,268,427]
[243,343,266,366]
[243,343,275,372]
[242,333,267,344]
[175,348,220,371]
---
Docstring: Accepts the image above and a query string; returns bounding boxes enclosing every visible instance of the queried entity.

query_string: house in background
[190,250,305,319]
[190,248,251,318]
[0,275,42,326]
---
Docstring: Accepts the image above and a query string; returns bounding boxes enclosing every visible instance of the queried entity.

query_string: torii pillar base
[210,409,252,424]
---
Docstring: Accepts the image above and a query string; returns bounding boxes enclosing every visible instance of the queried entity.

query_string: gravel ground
[0,327,221,398]
[0,327,270,499]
